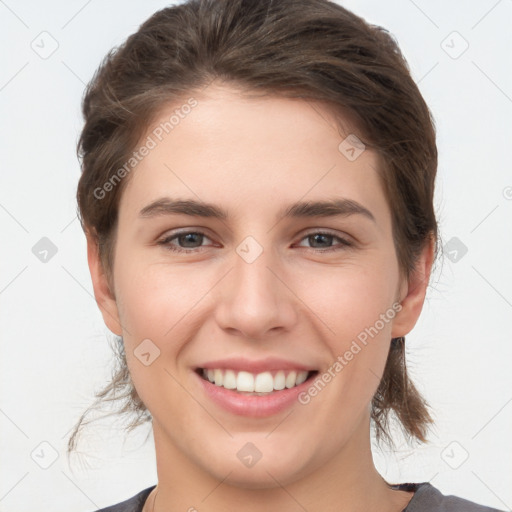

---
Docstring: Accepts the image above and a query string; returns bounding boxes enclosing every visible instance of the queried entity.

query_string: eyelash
[157,230,354,254]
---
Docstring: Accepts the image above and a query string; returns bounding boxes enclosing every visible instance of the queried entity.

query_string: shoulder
[93,486,156,512]
[404,482,505,512]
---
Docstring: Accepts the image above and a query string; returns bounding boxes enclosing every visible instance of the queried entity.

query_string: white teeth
[295,371,308,385]
[201,368,310,393]
[237,371,254,392]
[274,370,286,390]
[223,369,237,389]
[285,371,297,388]
[254,372,274,392]
[214,369,223,386]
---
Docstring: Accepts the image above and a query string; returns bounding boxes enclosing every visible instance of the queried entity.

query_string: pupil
[182,233,201,247]
[311,234,330,247]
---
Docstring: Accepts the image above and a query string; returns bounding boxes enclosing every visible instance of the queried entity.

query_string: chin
[201,445,314,490]
[221,466,302,490]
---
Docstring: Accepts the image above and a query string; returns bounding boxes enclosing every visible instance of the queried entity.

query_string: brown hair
[69,0,441,455]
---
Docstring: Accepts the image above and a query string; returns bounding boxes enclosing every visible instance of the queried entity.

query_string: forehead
[119,85,390,231]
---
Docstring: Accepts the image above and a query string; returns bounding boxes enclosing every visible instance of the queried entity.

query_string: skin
[87,83,434,512]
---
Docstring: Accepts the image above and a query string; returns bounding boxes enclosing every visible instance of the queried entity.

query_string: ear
[86,231,123,336]
[391,234,435,338]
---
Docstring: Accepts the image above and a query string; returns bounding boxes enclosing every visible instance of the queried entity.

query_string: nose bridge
[214,238,297,338]
[234,243,277,303]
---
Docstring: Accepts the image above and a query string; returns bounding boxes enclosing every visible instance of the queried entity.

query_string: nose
[213,245,299,340]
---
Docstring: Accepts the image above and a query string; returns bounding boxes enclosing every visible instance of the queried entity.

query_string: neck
[149,414,413,512]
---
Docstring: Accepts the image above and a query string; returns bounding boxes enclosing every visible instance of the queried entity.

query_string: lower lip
[194,370,316,417]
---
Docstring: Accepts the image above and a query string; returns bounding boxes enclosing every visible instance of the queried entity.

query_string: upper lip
[196,357,316,374]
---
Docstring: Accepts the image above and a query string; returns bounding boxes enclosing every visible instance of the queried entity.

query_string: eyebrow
[139,197,376,223]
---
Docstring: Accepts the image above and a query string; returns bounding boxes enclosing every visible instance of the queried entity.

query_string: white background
[0,1,511,511]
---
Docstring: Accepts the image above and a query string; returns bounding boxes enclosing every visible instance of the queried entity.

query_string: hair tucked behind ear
[70,0,442,456]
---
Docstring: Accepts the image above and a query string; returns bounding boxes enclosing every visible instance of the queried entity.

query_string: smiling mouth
[195,368,319,395]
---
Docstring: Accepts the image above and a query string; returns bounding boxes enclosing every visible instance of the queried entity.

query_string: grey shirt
[94,482,505,511]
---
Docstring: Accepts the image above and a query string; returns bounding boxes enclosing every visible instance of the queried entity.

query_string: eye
[157,229,354,254]
[295,231,353,252]
[158,230,213,253]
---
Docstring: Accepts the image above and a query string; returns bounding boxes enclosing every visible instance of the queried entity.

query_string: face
[89,83,430,489]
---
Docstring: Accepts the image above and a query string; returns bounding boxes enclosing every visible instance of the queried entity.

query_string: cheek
[294,257,398,398]
[114,256,220,349]
[296,256,399,341]
[114,260,206,416]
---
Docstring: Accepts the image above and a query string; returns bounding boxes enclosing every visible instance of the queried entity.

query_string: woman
[69,0,504,510]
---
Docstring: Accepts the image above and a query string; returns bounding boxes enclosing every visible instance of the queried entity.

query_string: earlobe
[86,232,123,336]
[391,235,436,339]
